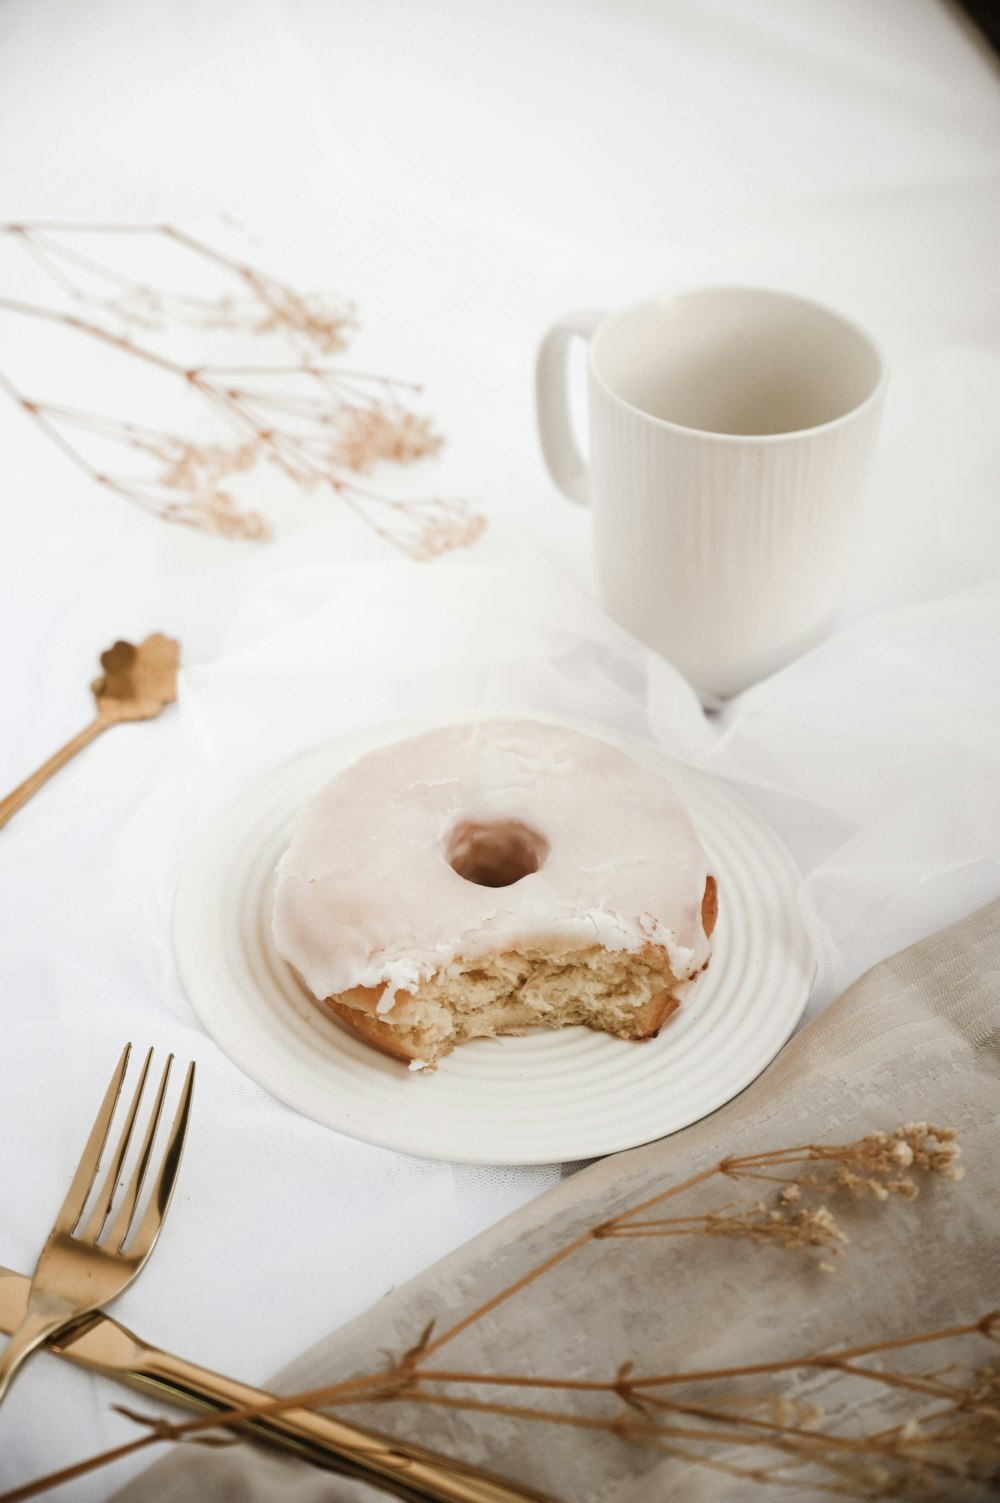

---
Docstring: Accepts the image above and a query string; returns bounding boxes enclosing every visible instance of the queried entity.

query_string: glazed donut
[272,719,717,1069]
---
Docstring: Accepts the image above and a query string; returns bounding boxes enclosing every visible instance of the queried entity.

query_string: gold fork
[0,1043,195,1404]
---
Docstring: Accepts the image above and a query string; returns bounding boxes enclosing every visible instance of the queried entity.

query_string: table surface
[1,0,999,1495]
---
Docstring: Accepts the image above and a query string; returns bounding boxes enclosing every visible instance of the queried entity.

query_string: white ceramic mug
[536,287,886,699]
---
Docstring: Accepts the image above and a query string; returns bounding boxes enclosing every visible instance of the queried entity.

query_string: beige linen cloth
[118,901,1000,1502]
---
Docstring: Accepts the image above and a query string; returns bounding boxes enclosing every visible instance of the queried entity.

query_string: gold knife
[0,1266,558,1503]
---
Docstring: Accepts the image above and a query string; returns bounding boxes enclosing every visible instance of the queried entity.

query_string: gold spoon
[0,634,180,830]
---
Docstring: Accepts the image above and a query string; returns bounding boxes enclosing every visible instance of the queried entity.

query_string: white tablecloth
[1,0,999,1495]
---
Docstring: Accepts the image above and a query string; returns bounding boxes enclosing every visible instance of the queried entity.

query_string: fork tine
[121,1061,195,1260]
[82,1047,153,1243]
[55,1043,132,1235]
[106,1053,173,1251]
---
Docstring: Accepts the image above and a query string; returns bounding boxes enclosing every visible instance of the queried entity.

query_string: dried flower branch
[1,1125,980,1503]
[604,1199,850,1272]
[723,1123,965,1197]
[591,1124,964,1273]
[0,221,483,556]
[6,1319,995,1503]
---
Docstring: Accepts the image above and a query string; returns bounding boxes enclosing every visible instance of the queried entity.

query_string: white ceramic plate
[173,715,814,1164]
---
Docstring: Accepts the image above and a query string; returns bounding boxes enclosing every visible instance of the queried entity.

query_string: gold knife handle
[0,1268,558,1503]
[133,1348,559,1503]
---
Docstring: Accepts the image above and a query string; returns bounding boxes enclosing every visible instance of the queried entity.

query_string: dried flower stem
[0,1435,165,1503]
[387,1389,976,1490]
[0,222,483,553]
[413,1317,994,1393]
[0,1126,979,1503]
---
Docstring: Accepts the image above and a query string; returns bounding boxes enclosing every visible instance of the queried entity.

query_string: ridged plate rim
[172,713,815,1164]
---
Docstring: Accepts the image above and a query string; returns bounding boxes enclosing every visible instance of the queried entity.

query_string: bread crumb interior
[339,945,677,1065]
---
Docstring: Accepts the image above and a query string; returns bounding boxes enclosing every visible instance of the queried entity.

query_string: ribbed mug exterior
[589,377,884,699]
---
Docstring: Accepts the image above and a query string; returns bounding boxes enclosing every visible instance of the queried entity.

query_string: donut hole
[446,820,549,889]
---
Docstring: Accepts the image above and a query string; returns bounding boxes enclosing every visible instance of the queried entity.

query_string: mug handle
[535,308,605,506]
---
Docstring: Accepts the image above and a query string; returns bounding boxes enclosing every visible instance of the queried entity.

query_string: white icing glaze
[272,719,712,1009]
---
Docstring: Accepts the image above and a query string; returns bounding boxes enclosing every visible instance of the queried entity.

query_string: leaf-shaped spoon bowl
[91,634,180,723]
[0,634,180,829]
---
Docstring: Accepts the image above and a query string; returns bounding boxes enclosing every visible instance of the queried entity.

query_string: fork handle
[0,1307,71,1403]
[0,717,108,830]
